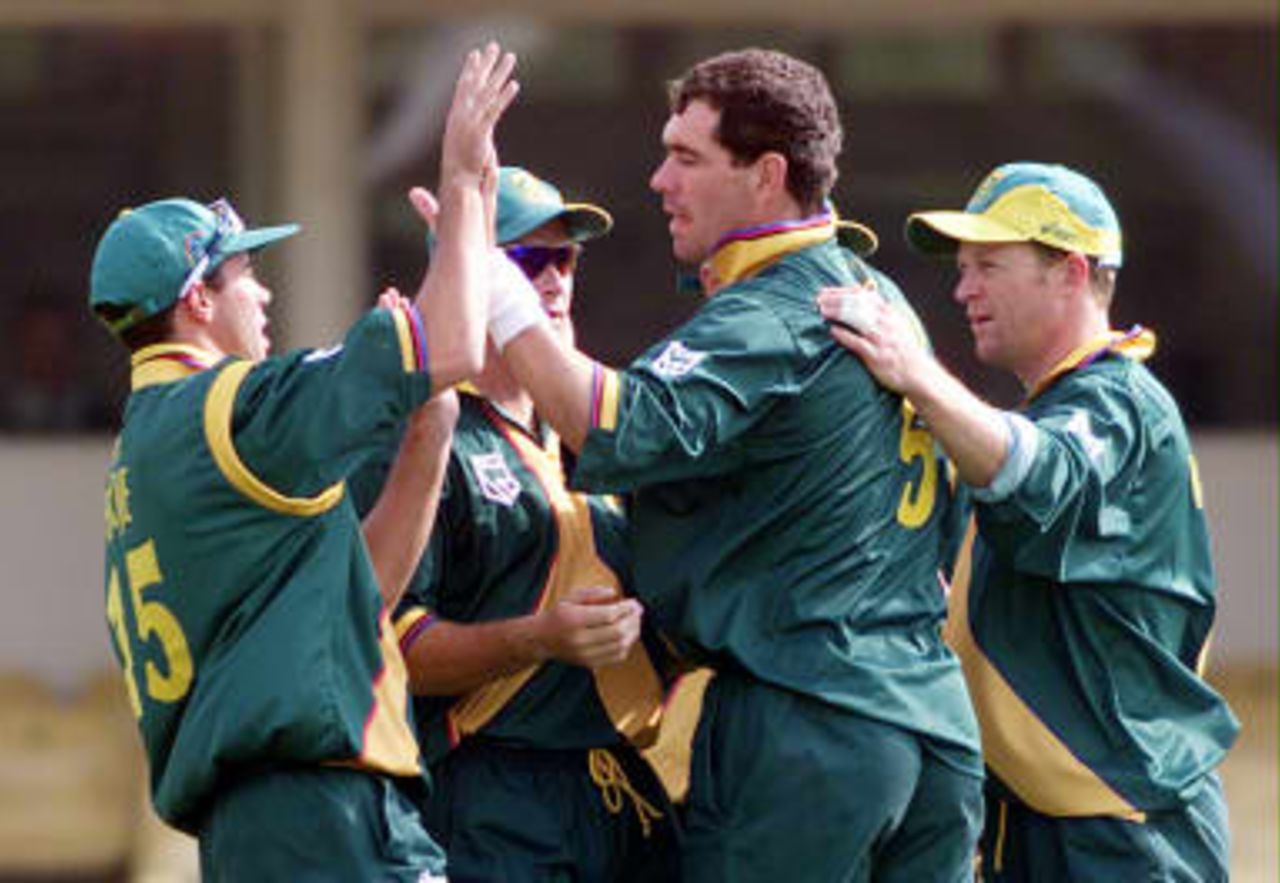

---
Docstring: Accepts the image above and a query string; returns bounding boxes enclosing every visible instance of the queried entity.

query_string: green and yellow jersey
[102,303,433,832]
[377,391,666,764]
[947,329,1240,818]
[571,215,981,767]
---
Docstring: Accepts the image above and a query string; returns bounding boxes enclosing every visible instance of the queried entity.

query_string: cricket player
[351,167,682,881]
[90,44,516,881]
[819,161,1240,881]
[485,49,984,882]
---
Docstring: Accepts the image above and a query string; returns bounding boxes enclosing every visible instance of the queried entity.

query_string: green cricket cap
[496,167,612,246]
[906,162,1122,268]
[89,197,299,335]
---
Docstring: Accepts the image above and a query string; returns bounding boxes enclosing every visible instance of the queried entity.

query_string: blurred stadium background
[0,0,1273,879]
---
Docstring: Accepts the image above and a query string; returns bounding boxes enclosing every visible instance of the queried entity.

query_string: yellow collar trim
[701,216,835,293]
[130,344,222,391]
[1028,326,1157,401]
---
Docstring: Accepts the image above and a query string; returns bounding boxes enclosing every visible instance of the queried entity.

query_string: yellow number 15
[105,539,193,717]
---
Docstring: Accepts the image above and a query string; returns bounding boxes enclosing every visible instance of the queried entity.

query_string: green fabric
[425,740,680,883]
[351,392,682,879]
[683,671,983,883]
[573,238,980,765]
[979,773,1229,882]
[198,766,444,882]
[89,197,298,331]
[970,353,1239,809]
[104,307,434,831]
[392,393,632,761]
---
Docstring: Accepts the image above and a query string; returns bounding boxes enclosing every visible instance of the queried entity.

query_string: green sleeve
[233,304,435,497]
[574,292,804,492]
[977,373,1143,581]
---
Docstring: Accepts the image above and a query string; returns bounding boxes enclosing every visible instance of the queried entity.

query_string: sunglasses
[504,244,580,280]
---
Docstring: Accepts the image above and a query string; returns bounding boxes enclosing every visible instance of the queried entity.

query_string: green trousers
[682,670,984,883]
[424,738,682,882]
[197,765,445,882]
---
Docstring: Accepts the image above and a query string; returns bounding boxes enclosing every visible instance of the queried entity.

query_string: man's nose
[650,159,672,194]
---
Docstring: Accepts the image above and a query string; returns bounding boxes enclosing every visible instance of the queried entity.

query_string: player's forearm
[404,615,546,696]
[501,324,597,451]
[416,179,488,391]
[904,358,1011,489]
[362,408,454,610]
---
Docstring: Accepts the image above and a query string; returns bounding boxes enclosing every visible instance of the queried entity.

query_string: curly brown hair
[668,48,842,213]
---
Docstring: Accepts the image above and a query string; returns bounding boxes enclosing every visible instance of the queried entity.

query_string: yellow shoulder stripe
[203,360,346,516]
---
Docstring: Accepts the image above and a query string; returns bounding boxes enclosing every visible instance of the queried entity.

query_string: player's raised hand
[533,586,644,670]
[441,42,518,188]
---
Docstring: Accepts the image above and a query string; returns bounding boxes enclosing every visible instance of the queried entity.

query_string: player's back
[104,357,410,832]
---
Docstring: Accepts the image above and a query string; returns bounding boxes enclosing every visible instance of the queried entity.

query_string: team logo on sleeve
[1064,409,1106,463]
[470,451,522,506]
[650,341,706,379]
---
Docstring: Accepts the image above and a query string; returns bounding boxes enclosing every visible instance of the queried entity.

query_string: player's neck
[475,354,534,428]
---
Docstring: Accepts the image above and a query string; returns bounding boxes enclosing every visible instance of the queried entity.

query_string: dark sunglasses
[504,244,580,280]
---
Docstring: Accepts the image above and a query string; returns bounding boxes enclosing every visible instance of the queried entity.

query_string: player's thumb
[408,187,441,231]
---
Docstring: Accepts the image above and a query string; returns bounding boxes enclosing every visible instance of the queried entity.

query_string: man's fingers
[408,187,440,227]
[486,79,520,126]
[830,324,871,354]
[567,585,618,605]
[817,285,879,335]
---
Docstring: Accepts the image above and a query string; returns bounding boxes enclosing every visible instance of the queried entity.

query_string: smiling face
[649,100,759,265]
[205,253,272,361]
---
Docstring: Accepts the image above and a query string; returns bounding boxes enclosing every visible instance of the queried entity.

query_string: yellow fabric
[587,747,665,838]
[388,304,418,374]
[944,520,1145,820]
[1027,328,1156,401]
[640,668,713,802]
[912,184,1122,259]
[447,414,665,748]
[701,218,835,292]
[202,361,346,517]
[349,610,422,777]
[393,607,430,643]
[596,368,621,432]
[130,344,218,391]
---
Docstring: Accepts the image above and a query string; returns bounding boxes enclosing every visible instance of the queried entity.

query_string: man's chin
[671,239,705,265]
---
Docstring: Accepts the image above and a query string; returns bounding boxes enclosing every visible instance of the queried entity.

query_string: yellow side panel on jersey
[355,610,422,776]
[447,419,665,748]
[944,520,1145,821]
[642,667,713,802]
[203,360,346,517]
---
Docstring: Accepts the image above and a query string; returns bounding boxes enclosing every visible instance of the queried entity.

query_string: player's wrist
[487,249,548,350]
[520,611,553,664]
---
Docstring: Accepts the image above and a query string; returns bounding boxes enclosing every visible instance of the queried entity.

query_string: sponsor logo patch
[650,340,706,379]
[470,451,522,506]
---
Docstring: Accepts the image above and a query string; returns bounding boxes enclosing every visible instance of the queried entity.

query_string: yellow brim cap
[905,210,1029,257]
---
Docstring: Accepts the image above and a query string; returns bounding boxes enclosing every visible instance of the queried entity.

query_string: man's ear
[179,281,216,324]
[1059,251,1093,290]
[755,151,789,199]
